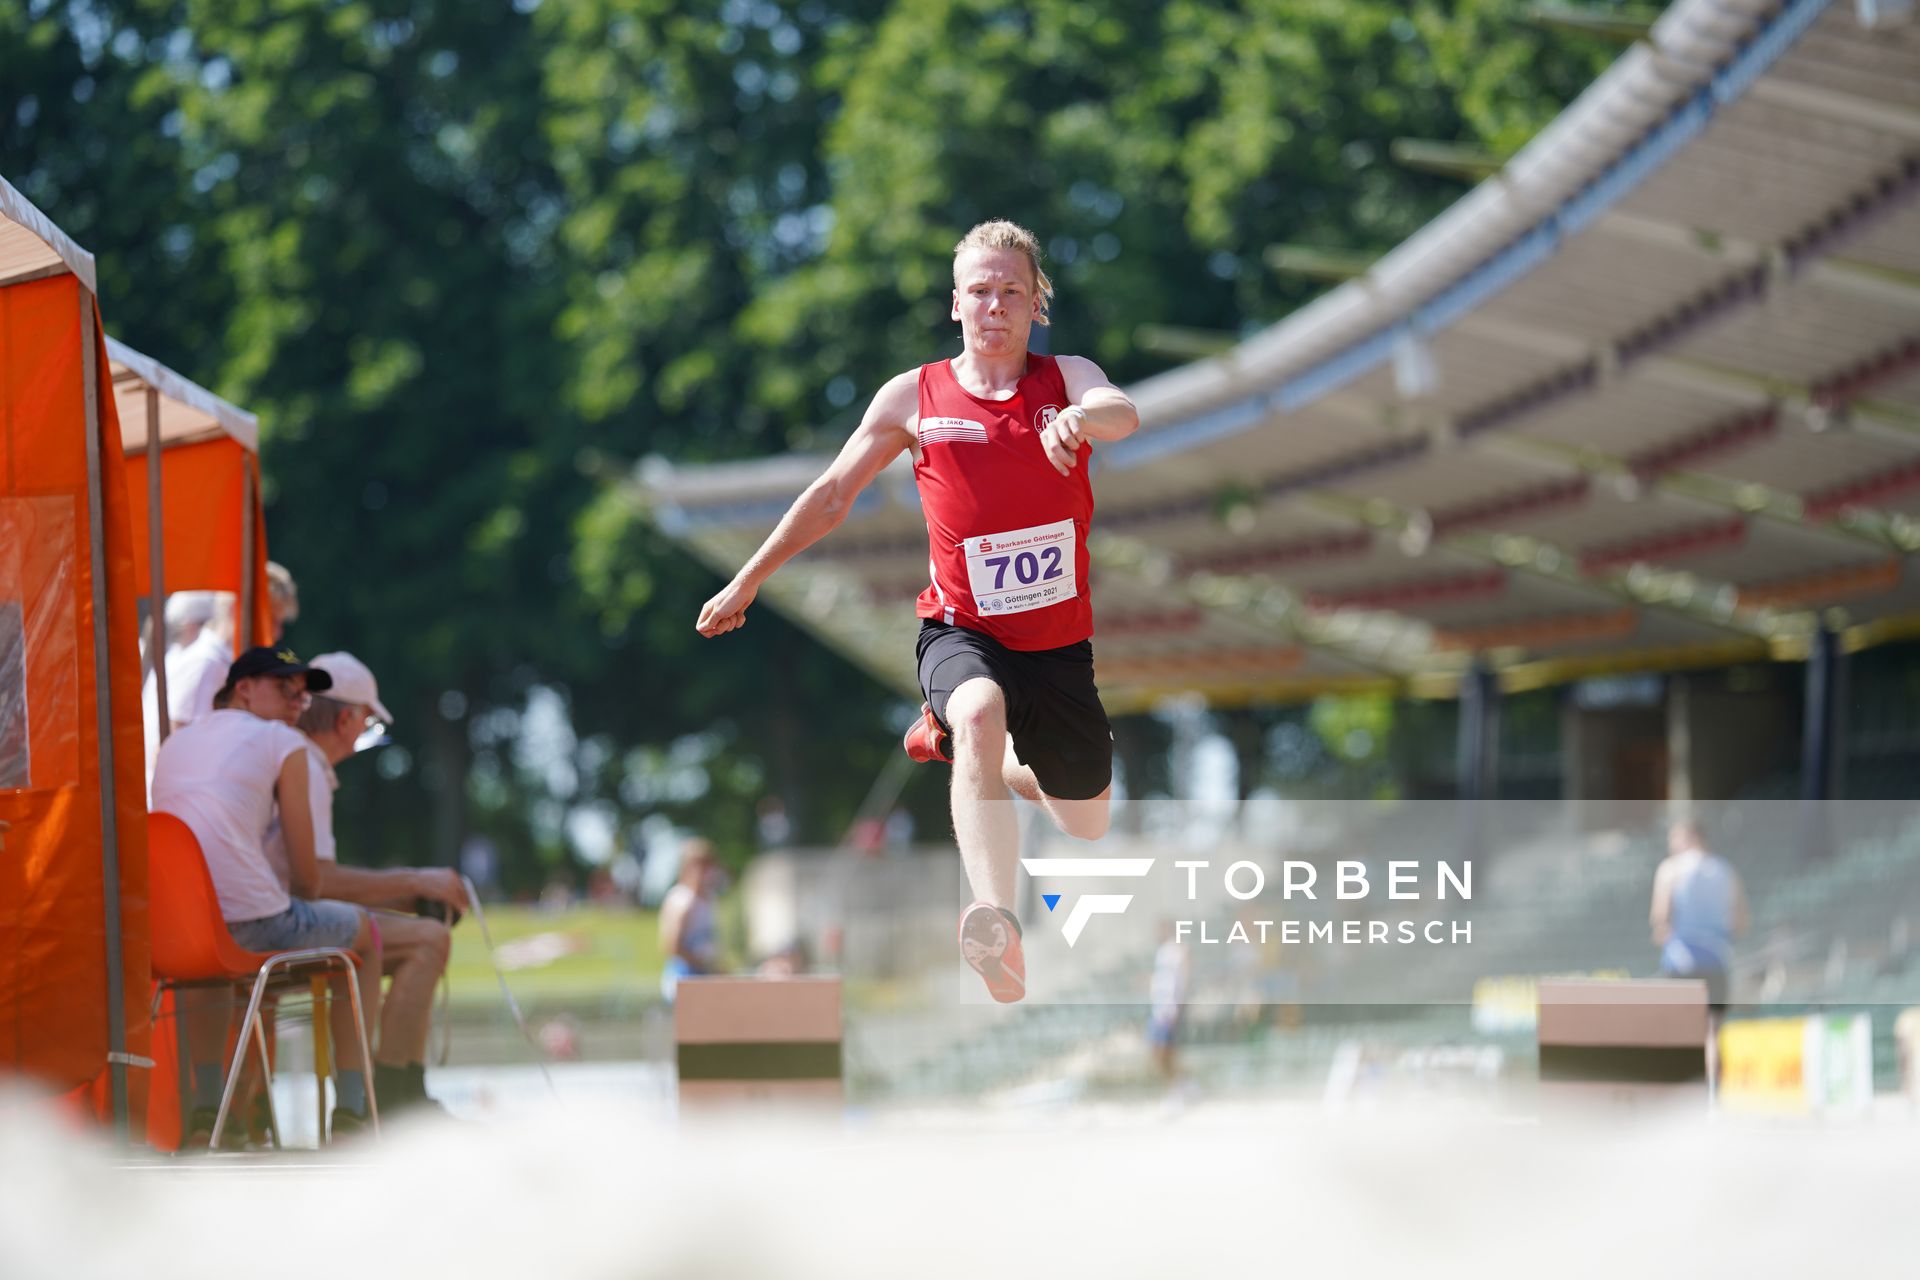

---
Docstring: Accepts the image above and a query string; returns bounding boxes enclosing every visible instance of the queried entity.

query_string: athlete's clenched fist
[696,578,757,637]
[1039,404,1089,475]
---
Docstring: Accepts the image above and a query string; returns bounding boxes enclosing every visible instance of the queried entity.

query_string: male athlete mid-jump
[696,220,1139,1002]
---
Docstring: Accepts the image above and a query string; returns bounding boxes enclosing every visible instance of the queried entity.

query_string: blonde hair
[953,220,1053,326]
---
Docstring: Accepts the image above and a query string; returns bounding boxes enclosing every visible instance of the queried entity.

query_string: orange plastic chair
[147,811,380,1148]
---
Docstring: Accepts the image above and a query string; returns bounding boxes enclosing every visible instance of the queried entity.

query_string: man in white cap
[271,651,469,1122]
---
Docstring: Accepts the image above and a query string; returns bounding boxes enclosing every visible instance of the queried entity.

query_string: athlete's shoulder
[856,368,921,435]
[873,367,920,410]
[1053,353,1119,399]
[1051,353,1104,379]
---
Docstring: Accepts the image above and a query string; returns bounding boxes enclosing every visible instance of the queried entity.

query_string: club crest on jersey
[1035,404,1062,431]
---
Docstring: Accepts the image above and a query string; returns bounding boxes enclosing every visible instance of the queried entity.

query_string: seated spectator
[266,651,468,1115]
[151,646,385,1139]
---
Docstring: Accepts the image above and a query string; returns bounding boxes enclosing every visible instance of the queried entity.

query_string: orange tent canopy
[0,175,149,1136]
[109,338,272,649]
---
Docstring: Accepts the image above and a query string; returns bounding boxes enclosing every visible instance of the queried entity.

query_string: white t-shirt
[265,739,338,892]
[151,709,310,923]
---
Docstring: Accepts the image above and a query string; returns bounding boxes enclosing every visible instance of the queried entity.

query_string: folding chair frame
[152,946,381,1150]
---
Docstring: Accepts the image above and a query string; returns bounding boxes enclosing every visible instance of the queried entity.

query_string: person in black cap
[152,644,386,1142]
[210,645,334,726]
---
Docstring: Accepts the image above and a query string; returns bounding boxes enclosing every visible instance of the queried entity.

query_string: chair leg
[250,1010,284,1148]
[172,987,194,1146]
[210,968,276,1151]
[311,976,330,1146]
[336,953,382,1137]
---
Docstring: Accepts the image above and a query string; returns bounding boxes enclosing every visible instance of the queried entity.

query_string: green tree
[5,0,1637,882]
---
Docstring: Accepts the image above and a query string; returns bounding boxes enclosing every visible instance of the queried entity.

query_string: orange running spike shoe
[958,901,1026,1003]
[903,702,952,765]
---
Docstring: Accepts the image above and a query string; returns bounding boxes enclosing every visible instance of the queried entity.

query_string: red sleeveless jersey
[913,354,1094,650]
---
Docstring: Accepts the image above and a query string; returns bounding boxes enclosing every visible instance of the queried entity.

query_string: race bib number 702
[962,518,1077,617]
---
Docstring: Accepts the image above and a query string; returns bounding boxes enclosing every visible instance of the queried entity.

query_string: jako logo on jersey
[1020,857,1156,946]
[1034,404,1062,432]
[919,416,988,446]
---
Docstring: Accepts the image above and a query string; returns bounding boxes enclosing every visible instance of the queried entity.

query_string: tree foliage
[4,0,1631,882]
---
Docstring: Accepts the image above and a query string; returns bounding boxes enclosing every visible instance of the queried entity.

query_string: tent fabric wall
[0,273,152,1101]
[124,440,272,646]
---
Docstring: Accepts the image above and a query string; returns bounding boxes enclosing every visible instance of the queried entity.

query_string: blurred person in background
[152,646,385,1141]
[266,560,299,643]
[1148,920,1189,1085]
[1650,818,1749,1016]
[146,591,234,733]
[756,795,793,850]
[660,839,724,1004]
[142,591,223,789]
[268,651,469,1119]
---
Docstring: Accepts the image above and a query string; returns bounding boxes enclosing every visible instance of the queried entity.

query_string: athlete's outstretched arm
[696,371,917,637]
[1038,355,1139,475]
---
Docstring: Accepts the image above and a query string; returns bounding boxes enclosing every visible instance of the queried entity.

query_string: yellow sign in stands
[1719,1014,1873,1117]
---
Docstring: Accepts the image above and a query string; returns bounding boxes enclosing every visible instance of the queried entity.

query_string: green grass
[446,905,663,1007]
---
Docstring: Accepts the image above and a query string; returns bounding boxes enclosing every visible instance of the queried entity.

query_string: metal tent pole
[79,287,129,1138]
[239,460,256,650]
[147,387,168,746]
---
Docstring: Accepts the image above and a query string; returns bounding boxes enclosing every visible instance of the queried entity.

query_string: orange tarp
[0,273,152,1101]
[124,438,272,646]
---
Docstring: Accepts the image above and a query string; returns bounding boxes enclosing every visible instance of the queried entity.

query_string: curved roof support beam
[1449,316,1920,552]
[1748,77,1920,143]
[1294,490,1801,645]
[1089,530,1430,678]
[1595,211,1920,317]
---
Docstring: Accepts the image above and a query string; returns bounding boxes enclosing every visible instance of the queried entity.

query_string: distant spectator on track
[660,839,724,1004]
[1650,818,1749,1015]
[1147,920,1190,1085]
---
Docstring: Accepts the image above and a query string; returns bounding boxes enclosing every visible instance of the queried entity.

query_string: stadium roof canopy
[643,0,1920,711]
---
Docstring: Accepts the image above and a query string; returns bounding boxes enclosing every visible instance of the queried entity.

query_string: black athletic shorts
[916,619,1113,801]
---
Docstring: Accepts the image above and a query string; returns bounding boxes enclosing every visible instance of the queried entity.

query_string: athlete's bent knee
[1062,810,1110,841]
[1053,797,1110,841]
[945,681,1006,745]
